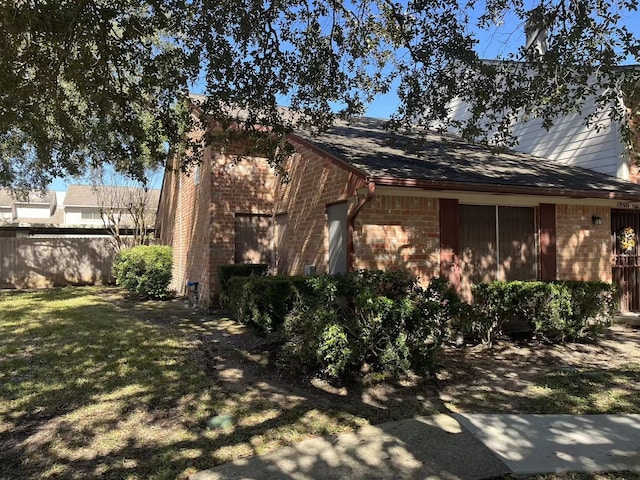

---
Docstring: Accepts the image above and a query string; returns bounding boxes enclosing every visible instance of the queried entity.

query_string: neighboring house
[63,185,161,227]
[12,190,56,220]
[0,185,160,229]
[447,67,640,182]
[0,189,63,225]
[157,115,640,310]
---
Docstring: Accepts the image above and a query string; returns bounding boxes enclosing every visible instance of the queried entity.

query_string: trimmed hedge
[112,245,173,299]
[218,263,269,307]
[468,280,618,344]
[279,271,459,379]
[224,275,310,332]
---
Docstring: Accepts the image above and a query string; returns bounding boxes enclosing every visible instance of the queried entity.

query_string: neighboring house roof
[15,190,55,205]
[292,117,640,201]
[0,188,54,205]
[65,185,161,209]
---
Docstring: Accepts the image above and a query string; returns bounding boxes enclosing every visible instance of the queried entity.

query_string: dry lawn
[1,286,638,479]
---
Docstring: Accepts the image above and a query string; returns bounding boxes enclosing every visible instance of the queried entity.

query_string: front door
[612,210,640,312]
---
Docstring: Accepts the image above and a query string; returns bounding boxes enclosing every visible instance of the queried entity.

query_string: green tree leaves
[1,0,639,189]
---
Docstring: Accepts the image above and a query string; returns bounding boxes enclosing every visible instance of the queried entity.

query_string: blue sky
[49,4,640,191]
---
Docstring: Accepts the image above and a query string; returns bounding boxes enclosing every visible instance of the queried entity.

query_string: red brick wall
[354,195,440,286]
[209,150,276,297]
[274,146,365,275]
[159,146,277,304]
[556,204,612,282]
[157,146,213,302]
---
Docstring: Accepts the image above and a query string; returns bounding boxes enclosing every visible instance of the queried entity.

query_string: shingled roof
[65,185,161,209]
[0,189,54,205]
[292,117,640,200]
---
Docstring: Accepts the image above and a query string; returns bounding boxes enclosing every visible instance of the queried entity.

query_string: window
[80,209,102,221]
[459,205,536,295]
[234,214,272,264]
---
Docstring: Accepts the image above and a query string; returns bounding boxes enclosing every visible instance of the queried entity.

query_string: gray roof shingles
[65,185,160,209]
[293,117,640,199]
[0,189,54,205]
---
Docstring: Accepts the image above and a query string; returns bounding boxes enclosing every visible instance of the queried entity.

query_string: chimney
[525,15,548,56]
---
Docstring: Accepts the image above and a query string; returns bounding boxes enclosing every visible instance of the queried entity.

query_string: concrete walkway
[191,414,640,480]
[455,414,640,475]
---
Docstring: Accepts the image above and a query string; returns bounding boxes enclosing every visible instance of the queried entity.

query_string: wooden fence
[0,237,115,288]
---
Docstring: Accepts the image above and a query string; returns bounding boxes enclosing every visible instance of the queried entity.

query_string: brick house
[156,115,640,308]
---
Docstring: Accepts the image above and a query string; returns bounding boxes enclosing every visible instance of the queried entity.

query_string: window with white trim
[80,209,102,221]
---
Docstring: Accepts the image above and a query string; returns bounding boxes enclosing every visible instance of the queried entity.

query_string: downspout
[347,180,376,272]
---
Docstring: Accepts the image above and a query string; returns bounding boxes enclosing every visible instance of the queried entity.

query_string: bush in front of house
[224,275,311,332]
[467,280,618,344]
[278,271,458,380]
[112,245,173,299]
[218,263,269,308]
[468,281,570,345]
[547,281,619,340]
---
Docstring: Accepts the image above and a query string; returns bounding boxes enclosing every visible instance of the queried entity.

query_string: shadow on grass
[437,330,640,415]
[3,287,638,479]
[528,369,640,414]
[0,287,441,479]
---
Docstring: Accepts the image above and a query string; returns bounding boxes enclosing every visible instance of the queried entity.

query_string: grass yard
[1,287,639,479]
[0,288,220,479]
[0,287,438,479]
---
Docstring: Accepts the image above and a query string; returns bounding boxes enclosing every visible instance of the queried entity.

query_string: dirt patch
[193,315,444,425]
[437,324,640,413]
[105,287,640,416]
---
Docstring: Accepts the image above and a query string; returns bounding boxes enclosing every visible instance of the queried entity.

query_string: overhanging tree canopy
[1,0,639,189]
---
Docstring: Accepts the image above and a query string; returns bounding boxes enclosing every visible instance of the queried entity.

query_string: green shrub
[279,271,457,380]
[463,282,519,345]
[218,264,269,307]
[224,275,310,332]
[112,245,173,299]
[549,281,618,340]
[469,280,618,344]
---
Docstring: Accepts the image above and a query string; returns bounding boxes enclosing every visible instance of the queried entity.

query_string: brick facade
[157,141,277,304]
[158,135,619,307]
[274,145,365,275]
[157,146,213,301]
[556,204,612,282]
[209,151,275,295]
[354,195,440,286]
